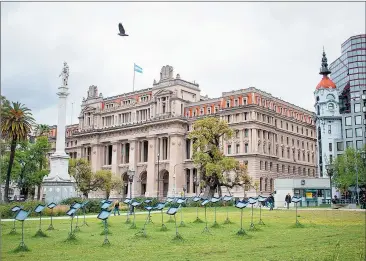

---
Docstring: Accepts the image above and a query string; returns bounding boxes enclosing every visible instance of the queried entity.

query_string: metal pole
[240,208,243,231]
[174,215,178,236]
[39,213,42,230]
[133,64,136,92]
[21,221,24,246]
[157,154,160,200]
[129,177,133,214]
[356,163,359,205]
[329,175,332,207]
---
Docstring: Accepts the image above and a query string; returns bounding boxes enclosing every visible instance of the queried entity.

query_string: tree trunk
[4,139,17,202]
[218,186,222,197]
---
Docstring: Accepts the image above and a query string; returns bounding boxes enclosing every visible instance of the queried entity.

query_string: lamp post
[127,169,135,214]
[157,153,160,201]
[356,150,366,206]
[325,164,333,206]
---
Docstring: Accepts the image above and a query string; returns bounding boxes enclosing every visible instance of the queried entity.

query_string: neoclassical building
[50,65,317,199]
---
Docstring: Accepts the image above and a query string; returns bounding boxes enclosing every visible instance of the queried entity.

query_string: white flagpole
[133,63,136,92]
[71,102,74,125]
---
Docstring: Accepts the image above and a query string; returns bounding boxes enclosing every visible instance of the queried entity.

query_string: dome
[316,75,336,90]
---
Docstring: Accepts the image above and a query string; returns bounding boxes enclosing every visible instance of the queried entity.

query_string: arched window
[264,178,268,191]
[326,94,335,100]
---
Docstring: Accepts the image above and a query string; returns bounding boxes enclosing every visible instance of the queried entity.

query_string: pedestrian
[360,194,366,210]
[114,200,120,216]
[285,193,292,209]
[268,194,274,211]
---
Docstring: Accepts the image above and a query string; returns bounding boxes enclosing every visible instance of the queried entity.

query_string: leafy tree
[1,101,35,202]
[30,136,51,199]
[68,159,106,198]
[333,146,366,194]
[96,170,122,199]
[34,124,50,137]
[188,117,248,197]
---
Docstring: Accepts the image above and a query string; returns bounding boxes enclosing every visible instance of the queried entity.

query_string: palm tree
[1,102,35,202]
[35,124,50,137]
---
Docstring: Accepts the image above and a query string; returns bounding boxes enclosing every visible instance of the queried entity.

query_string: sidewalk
[275,207,365,212]
[0,210,160,222]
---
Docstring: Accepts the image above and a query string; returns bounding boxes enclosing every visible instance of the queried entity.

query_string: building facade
[49,65,316,199]
[329,34,366,154]
[314,50,343,178]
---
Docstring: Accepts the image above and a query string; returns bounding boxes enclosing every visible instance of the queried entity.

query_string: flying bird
[118,23,129,37]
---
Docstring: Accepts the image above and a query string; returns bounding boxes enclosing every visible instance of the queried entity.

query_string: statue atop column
[59,62,70,86]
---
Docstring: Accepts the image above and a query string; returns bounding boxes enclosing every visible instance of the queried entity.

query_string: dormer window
[214,106,218,113]
[226,100,231,108]
[200,108,204,115]
[234,99,238,106]
[207,107,211,114]
[123,99,131,105]
[243,98,248,105]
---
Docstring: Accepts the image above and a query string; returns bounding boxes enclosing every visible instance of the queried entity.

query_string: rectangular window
[355,115,362,125]
[345,116,352,126]
[329,143,332,152]
[355,128,363,137]
[244,129,249,137]
[346,129,353,138]
[235,130,240,138]
[244,143,248,153]
[337,142,344,151]
[227,145,232,154]
[244,112,248,120]
[328,125,331,134]
[354,103,361,113]
[346,141,353,148]
[236,144,240,154]
[356,140,363,150]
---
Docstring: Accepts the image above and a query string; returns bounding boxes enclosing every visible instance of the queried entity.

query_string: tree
[1,101,35,202]
[96,170,122,199]
[333,146,366,194]
[29,136,51,199]
[188,117,248,197]
[34,124,50,137]
[68,159,106,198]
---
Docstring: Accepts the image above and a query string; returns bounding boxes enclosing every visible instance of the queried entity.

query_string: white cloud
[1,2,364,125]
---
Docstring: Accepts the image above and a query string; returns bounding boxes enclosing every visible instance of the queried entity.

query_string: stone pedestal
[43,154,76,204]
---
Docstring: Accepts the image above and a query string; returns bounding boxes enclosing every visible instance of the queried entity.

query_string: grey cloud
[1,2,364,125]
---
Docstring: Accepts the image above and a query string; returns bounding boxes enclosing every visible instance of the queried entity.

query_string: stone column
[128,139,138,197]
[189,169,193,195]
[111,142,120,175]
[146,136,157,197]
[169,135,185,197]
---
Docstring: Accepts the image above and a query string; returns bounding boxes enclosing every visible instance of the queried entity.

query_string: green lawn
[1,207,365,261]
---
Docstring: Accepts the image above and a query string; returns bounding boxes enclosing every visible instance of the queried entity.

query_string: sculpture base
[43,153,76,204]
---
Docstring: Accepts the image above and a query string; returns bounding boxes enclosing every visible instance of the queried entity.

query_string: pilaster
[146,136,157,197]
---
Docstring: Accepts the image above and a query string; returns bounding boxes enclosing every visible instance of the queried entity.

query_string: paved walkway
[276,207,365,212]
[0,210,160,222]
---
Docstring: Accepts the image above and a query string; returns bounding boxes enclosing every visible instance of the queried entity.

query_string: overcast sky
[1,2,365,126]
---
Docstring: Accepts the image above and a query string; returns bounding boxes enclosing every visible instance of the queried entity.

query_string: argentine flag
[134,63,143,74]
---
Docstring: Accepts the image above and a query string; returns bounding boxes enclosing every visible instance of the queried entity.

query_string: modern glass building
[329,34,366,154]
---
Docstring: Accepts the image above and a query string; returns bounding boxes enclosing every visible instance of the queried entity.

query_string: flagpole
[133,63,136,92]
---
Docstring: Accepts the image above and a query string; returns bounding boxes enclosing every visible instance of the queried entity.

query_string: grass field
[1,207,365,261]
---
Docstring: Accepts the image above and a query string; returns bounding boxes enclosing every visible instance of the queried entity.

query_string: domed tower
[314,48,342,178]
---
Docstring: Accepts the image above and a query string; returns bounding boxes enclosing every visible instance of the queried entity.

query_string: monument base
[42,153,76,204]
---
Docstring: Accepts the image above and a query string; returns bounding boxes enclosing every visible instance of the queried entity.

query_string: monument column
[43,62,76,203]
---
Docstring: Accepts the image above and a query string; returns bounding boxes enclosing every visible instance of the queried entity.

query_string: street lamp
[157,153,160,201]
[127,169,135,214]
[325,164,334,206]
